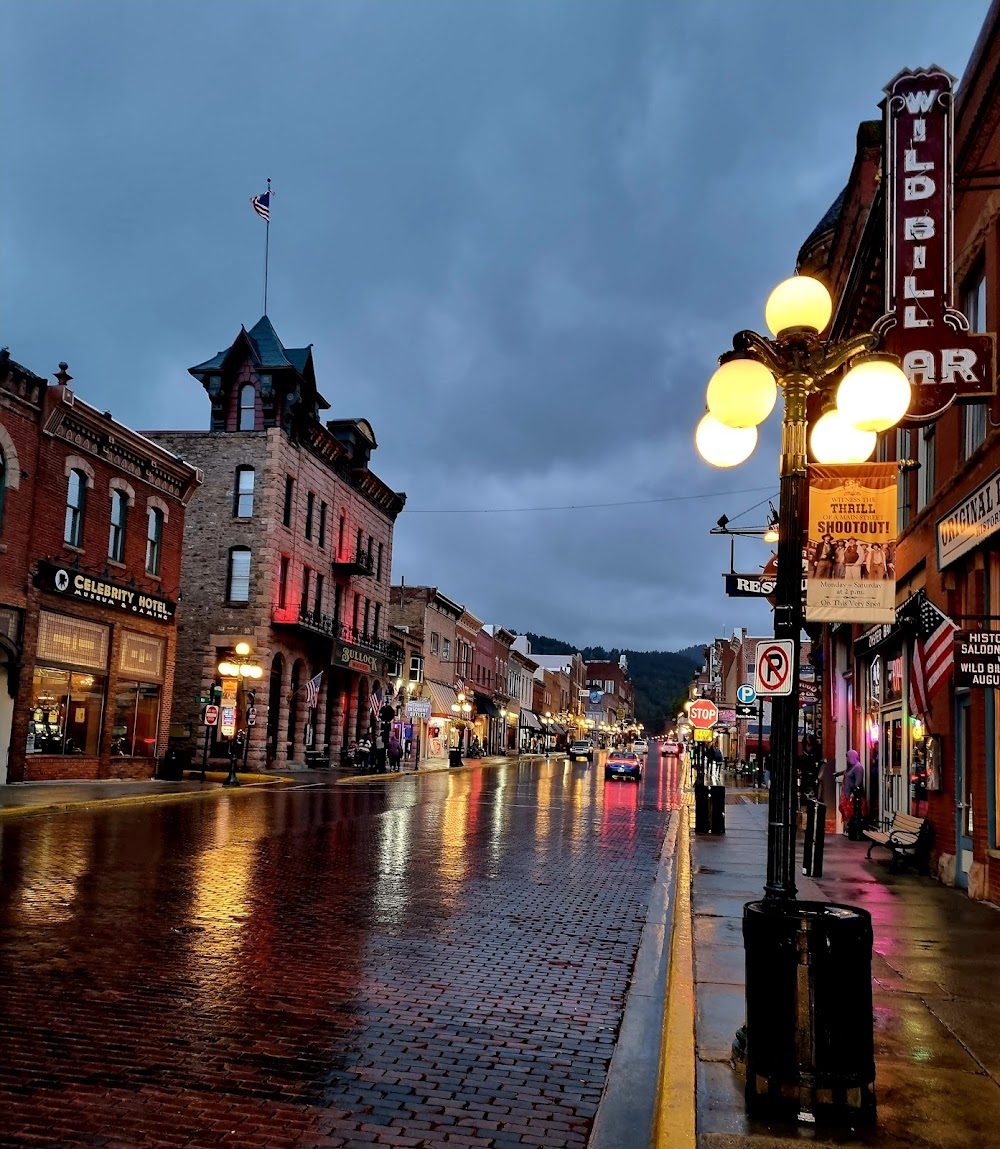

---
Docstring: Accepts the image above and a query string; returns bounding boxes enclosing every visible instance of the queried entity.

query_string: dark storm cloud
[2,0,990,650]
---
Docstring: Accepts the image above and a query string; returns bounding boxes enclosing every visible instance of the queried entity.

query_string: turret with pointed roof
[189,315,329,436]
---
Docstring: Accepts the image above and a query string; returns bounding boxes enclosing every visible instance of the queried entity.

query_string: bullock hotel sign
[874,67,996,421]
[35,561,176,623]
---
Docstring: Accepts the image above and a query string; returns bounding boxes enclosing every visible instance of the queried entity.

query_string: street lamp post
[697,275,911,1125]
[217,642,264,788]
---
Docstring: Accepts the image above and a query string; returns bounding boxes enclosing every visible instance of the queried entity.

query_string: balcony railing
[331,549,375,577]
[273,604,403,663]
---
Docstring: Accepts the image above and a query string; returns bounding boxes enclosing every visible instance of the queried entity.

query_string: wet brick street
[0,751,682,1148]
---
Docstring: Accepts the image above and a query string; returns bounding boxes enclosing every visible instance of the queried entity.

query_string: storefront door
[956,693,974,888]
[881,709,904,830]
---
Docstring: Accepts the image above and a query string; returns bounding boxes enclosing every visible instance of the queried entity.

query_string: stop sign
[688,699,719,729]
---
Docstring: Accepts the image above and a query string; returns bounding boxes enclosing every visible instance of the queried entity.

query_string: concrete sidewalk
[687,791,1000,1148]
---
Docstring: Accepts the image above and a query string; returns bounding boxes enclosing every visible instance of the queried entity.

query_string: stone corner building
[150,316,405,771]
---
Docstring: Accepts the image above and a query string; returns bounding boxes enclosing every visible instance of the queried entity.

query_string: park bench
[864,812,932,873]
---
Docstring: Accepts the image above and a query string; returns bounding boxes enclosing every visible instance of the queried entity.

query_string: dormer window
[239,384,256,431]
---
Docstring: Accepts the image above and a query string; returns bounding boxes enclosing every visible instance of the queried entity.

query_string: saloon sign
[874,67,996,421]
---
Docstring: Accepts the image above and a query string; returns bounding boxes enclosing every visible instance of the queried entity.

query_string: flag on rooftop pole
[251,178,272,314]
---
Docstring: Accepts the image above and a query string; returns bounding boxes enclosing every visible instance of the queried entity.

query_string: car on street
[662,741,681,756]
[632,739,649,757]
[605,750,643,781]
[568,740,594,762]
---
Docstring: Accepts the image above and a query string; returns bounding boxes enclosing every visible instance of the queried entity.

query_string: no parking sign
[754,640,795,697]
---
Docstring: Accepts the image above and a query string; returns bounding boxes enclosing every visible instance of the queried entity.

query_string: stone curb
[0,775,291,821]
[335,754,550,785]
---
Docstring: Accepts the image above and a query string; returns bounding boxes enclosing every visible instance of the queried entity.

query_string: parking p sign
[736,683,756,706]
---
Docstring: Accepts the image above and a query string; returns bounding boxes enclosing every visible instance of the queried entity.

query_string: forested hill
[522,633,703,735]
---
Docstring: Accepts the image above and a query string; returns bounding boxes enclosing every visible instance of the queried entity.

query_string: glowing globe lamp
[810,408,877,464]
[706,357,777,428]
[764,276,833,337]
[836,354,912,433]
[695,413,757,468]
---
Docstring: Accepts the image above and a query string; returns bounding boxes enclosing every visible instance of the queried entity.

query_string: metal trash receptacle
[743,899,875,1125]
[448,748,462,769]
[694,782,710,833]
[710,785,726,834]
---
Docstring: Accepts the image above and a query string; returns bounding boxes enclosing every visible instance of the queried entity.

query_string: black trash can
[743,899,875,1125]
[157,747,190,781]
[710,785,726,834]
[694,782,710,833]
[448,748,463,769]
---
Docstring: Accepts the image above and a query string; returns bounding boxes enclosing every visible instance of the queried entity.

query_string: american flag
[251,189,271,222]
[370,684,383,714]
[909,593,958,714]
[304,672,322,708]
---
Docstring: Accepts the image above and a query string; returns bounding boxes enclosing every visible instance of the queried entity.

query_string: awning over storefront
[474,693,499,717]
[426,680,458,716]
[521,710,541,730]
[551,723,567,736]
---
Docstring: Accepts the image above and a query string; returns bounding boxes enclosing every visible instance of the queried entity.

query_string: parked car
[632,739,649,757]
[605,750,643,781]
[568,740,594,762]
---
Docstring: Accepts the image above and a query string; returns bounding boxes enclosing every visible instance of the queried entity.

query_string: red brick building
[796,2,1000,900]
[0,352,201,783]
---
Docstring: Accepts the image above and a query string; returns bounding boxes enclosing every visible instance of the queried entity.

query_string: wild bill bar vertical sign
[873,67,995,420]
[806,464,897,624]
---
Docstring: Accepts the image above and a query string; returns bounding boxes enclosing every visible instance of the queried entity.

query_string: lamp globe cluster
[696,275,912,468]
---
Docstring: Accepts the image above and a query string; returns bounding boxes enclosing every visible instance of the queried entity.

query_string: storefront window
[28,667,106,756]
[883,653,904,704]
[114,631,164,757]
[112,683,161,758]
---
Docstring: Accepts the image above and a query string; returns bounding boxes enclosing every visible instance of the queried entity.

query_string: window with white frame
[917,424,936,513]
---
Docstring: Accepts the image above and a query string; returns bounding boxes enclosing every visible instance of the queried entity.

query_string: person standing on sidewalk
[387,733,402,772]
[836,749,865,839]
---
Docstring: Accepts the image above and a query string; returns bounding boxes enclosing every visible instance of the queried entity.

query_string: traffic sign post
[688,699,719,729]
[754,640,795,697]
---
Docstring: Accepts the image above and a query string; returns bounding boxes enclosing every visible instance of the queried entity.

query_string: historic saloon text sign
[954,631,1000,688]
[806,464,897,624]
[874,67,995,421]
[35,560,176,623]
[936,468,1000,569]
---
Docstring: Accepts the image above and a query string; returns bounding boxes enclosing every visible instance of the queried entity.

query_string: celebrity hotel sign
[36,561,176,622]
[873,67,995,421]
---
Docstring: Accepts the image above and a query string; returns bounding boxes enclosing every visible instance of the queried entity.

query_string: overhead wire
[403,485,778,515]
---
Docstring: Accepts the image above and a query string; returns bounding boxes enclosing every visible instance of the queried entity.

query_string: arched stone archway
[288,659,304,762]
[356,676,369,741]
[266,653,284,767]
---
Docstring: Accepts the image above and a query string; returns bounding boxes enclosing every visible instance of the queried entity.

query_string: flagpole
[263,177,271,316]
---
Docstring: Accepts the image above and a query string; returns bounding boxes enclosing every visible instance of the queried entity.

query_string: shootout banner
[806,463,897,624]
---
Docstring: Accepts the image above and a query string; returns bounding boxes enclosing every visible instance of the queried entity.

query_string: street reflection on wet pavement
[0,750,683,1147]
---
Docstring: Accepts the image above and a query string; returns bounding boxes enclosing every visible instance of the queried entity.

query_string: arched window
[239,384,256,431]
[146,506,164,575]
[227,547,252,602]
[234,466,255,517]
[108,489,127,562]
[64,468,87,547]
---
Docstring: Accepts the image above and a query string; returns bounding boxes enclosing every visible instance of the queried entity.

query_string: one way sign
[754,640,795,697]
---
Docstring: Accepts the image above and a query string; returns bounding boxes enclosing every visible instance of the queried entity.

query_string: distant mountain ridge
[522,633,703,735]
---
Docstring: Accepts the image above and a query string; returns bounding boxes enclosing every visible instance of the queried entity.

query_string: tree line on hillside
[521,633,703,735]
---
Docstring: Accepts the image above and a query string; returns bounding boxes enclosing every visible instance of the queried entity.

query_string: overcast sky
[3,1,990,651]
